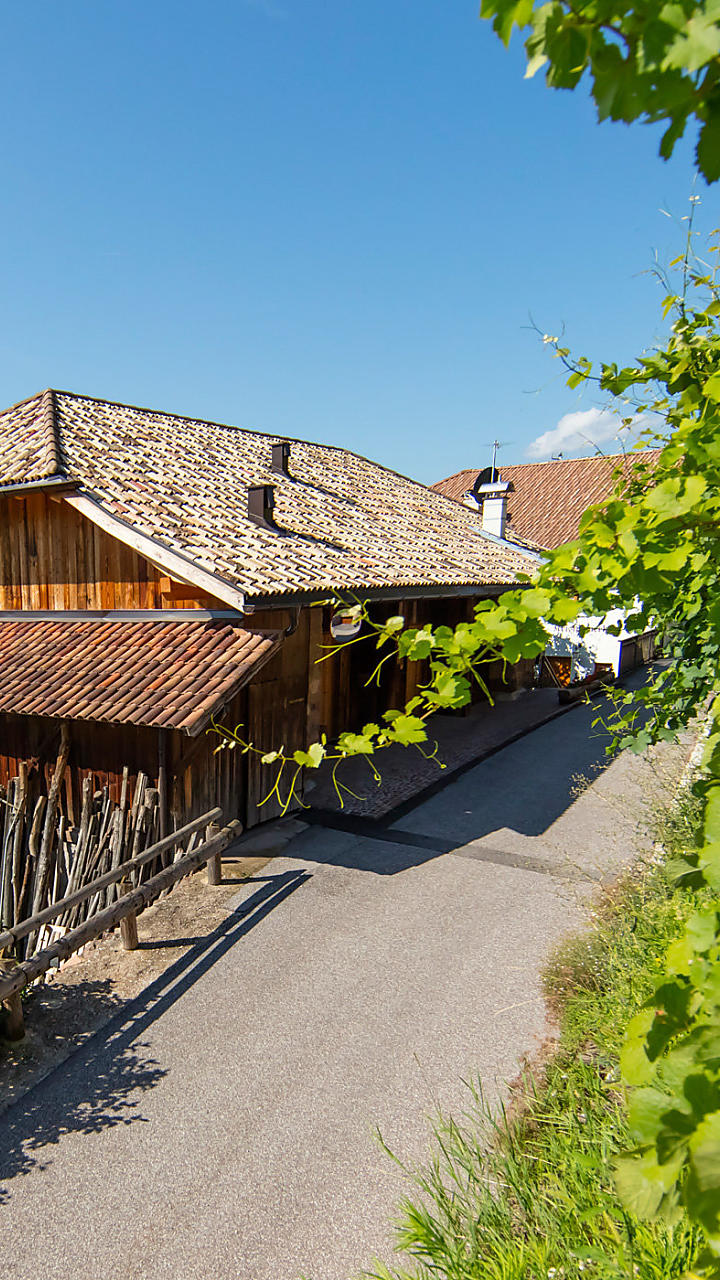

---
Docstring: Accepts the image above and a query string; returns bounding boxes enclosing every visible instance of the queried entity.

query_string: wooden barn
[0,389,537,835]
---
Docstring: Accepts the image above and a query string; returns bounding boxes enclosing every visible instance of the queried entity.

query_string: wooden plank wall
[302,595,535,734]
[0,715,160,825]
[247,594,521,751]
[0,710,251,835]
[242,609,312,822]
[0,493,213,610]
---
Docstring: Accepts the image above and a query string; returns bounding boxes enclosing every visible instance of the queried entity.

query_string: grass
[359,790,709,1280]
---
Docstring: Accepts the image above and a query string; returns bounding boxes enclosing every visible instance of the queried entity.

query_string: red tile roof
[0,617,282,736]
[431,452,661,549]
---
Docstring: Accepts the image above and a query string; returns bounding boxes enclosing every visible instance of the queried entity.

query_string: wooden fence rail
[0,815,241,1040]
[0,807,222,953]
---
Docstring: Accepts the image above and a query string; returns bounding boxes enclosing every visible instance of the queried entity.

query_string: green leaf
[516,586,552,617]
[628,1087,674,1144]
[663,11,720,73]
[384,614,405,634]
[690,1110,720,1196]
[427,669,471,708]
[547,596,581,624]
[336,731,377,756]
[524,49,548,77]
[615,1147,685,1219]
[686,907,719,953]
[405,627,435,660]
[703,371,720,402]
[292,741,326,769]
[383,713,428,746]
[622,1008,657,1086]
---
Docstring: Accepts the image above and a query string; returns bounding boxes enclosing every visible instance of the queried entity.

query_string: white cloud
[525,408,649,460]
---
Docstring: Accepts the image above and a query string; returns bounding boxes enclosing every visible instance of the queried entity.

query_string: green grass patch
[360,792,709,1280]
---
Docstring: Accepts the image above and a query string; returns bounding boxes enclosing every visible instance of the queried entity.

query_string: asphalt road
[0,690,691,1280]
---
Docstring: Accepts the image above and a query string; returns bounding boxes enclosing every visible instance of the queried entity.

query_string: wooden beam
[157,729,168,843]
[206,822,222,885]
[159,575,215,604]
[243,583,523,609]
[0,476,77,499]
[0,610,245,622]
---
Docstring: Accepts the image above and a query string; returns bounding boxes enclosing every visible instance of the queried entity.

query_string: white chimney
[476,479,512,539]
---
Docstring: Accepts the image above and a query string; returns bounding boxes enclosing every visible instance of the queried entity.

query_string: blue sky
[0,0,715,482]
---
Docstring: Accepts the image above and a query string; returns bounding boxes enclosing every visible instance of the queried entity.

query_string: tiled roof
[0,390,536,599]
[0,389,61,485]
[431,452,661,550]
[0,617,282,736]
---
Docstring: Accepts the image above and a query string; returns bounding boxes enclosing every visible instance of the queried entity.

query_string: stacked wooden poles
[0,737,186,963]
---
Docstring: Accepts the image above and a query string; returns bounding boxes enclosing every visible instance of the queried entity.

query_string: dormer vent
[271,441,291,475]
[248,484,276,529]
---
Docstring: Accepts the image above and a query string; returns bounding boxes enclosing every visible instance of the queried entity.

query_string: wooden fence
[0,810,241,1040]
[0,725,183,960]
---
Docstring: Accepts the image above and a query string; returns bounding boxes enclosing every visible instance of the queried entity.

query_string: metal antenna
[482,440,512,482]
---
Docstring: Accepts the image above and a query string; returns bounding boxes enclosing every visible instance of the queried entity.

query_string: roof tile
[432,452,661,549]
[0,618,281,736]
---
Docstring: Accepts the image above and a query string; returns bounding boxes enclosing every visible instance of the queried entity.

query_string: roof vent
[472,465,496,492]
[271,442,291,475]
[248,484,276,529]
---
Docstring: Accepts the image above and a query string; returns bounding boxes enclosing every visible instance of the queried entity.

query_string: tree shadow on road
[0,867,310,1201]
[0,1009,166,1204]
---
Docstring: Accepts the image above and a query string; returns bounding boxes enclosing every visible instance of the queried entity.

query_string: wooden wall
[0,703,271,836]
[247,595,536,750]
[0,492,214,610]
[0,715,162,825]
[619,629,657,675]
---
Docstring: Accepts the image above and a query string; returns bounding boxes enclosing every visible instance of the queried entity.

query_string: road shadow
[0,1019,166,1205]
[0,868,309,1201]
[299,680,657,875]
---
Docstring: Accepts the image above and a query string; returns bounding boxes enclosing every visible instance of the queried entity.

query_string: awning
[0,616,283,736]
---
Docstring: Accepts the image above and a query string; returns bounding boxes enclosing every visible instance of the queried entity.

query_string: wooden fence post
[120,911,139,951]
[118,877,138,950]
[206,822,222,885]
[3,992,25,1041]
[0,957,24,1040]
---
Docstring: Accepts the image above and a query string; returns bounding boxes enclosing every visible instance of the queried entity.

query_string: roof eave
[63,492,248,614]
[0,475,77,499]
[183,630,284,736]
[243,580,533,610]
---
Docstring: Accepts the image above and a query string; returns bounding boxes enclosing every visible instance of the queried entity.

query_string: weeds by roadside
[359,789,709,1280]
